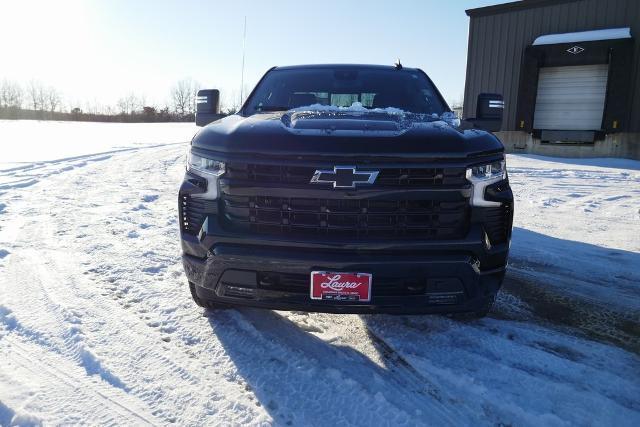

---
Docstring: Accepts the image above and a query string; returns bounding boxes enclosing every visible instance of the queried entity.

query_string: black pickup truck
[180,64,513,317]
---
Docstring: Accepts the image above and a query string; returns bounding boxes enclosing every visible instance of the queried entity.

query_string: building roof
[466,0,580,18]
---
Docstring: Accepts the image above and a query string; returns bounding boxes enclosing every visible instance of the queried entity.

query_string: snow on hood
[280,102,461,135]
[289,102,406,116]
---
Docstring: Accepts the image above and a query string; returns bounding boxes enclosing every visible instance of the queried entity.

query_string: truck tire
[188,282,228,309]
[450,295,495,319]
[472,294,496,318]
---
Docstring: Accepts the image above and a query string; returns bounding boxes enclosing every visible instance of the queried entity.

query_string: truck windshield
[243,67,448,116]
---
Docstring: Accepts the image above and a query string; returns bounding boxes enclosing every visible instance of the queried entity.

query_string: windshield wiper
[257,105,290,112]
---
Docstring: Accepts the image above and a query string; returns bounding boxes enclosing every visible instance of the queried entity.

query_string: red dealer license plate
[310,271,372,302]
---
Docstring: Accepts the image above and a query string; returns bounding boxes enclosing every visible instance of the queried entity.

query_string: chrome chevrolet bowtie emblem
[310,166,379,188]
[566,45,585,54]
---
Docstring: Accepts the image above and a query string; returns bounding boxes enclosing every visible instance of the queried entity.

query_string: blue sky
[2,0,501,109]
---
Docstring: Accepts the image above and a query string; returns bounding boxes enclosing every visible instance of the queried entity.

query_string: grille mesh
[222,194,469,240]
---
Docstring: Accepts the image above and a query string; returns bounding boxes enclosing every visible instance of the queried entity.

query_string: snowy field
[0,120,639,426]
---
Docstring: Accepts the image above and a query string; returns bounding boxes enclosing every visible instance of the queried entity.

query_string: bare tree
[130,93,142,114]
[27,80,43,110]
[189,81,200,115]
[116,97,129,115]
[170,80,189,116]
[171,78,200,117]
[0,79,23,108]
[11,82,22,108]
[116,93,142,115]
[85,99,100,115]
[137,94,147,112]
[220,86,248,115]
[46,86,61,112]
[0,80,7,108]
[36,86,47,112]
[103,105,115,116]
[219,90,236,115]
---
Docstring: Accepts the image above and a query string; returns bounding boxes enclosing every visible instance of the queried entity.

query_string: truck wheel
[450,295,495,319]
[188,282,228,309]
[472,295,496,318]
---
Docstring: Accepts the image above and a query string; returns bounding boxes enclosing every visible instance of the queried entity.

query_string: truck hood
[191,111,504,160]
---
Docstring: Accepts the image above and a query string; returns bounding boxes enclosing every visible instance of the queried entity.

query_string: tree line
[0,78,237,122]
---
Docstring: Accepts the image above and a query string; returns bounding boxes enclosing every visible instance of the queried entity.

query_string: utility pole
[240,15,247,106]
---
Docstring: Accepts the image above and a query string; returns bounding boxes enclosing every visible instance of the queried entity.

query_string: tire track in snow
[500,272,640,355]
[0,145,268,425]
[22,249,129,390]
[1,335,159,426]
[0,142,184,175]
[0,143,185,207]
[360,312,640,425]
[227,308,507,425]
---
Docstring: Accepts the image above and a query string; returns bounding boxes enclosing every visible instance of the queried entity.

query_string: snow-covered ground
[508,155,640,310]
[0,120,638,426]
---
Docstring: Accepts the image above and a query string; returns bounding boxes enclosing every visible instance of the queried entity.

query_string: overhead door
[533,64,609,130]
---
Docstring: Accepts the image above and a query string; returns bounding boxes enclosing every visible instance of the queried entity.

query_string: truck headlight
[466,159,506,207]
[467,160,506,181]
[186,150,225,199]
[187,150,225,177]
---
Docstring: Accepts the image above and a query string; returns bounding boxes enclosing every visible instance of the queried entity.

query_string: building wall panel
[464,0,640,132]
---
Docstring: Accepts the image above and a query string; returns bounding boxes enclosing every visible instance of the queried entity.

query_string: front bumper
[181,221,508,314]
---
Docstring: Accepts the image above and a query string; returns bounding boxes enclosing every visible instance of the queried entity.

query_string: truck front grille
[225,163,467,187]
[221,194,469,240]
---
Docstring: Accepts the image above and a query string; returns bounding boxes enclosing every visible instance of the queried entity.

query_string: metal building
[464,0,639,159]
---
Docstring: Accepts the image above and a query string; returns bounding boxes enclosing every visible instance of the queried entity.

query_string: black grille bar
[225,162,467,187]
[222,194,469,240]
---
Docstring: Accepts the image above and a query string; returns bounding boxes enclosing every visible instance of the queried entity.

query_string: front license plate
[310,271,372,302]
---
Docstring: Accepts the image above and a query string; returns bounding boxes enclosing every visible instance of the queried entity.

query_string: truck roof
[272,64,421,72]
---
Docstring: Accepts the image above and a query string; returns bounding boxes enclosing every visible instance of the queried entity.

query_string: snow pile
[533,27,631,45]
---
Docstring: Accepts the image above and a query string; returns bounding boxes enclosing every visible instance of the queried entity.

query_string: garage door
[533,64,608,130]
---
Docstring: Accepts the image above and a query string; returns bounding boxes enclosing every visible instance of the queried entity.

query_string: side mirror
[464,93,503,132]
[196,89,221,127]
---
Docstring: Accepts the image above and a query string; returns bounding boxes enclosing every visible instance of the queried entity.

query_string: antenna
[394,58,402,69]
[240,16,247,105]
